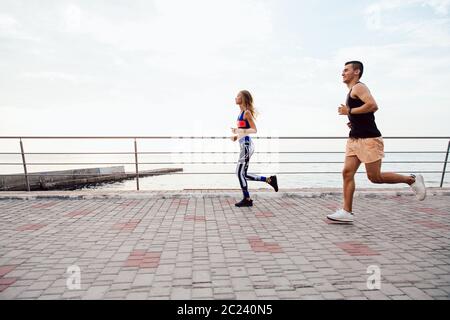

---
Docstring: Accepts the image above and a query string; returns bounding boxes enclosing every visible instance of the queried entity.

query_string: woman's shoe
[268,175,278,192]
[235,198,253,207]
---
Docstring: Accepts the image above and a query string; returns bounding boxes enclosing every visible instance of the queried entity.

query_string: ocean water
[1,138,447,190]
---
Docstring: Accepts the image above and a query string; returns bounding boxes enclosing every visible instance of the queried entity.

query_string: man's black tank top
[347,83,382,138]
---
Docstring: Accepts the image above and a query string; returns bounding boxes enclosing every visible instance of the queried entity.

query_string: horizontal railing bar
[0,151,447,155]
[0,136,449,140]
[162,171,449,175]
[0,163,140,165]
[2,171,447,176]
[170,171,449,174]
[0,161,446,165]
[0,174,133,176]
[0,152,137,155]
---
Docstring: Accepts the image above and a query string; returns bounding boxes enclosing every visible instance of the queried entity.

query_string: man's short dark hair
[345,61,364,79]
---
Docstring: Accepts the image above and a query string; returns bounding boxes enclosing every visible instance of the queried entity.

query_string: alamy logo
[366,265,381,290]
[66,265,81,290]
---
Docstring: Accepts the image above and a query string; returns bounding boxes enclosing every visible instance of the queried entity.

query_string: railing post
[440,140,450,188]
[134,138,140,191]
[19,138,31,191]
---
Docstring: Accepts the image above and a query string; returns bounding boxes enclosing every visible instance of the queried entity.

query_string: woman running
[231,90,278,207]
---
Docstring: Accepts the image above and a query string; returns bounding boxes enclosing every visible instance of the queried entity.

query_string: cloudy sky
[1,0,450,138]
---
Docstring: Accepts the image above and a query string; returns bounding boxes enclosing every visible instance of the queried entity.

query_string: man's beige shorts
[346,137,385,163]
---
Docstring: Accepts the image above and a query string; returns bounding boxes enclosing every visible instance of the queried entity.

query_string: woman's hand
[230,135,238,142]
[231,128,238,134]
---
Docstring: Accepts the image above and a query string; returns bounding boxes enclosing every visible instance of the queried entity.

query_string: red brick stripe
[335,241,380,256]
[125,251,161,269]
[16,224,47,231]
[248,237,283,253]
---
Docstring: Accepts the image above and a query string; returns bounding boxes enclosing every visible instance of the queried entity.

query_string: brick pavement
[0,188,449,300]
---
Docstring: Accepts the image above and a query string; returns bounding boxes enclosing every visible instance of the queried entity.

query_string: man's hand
[338,104,350,115]
[230,135,238,142]
[231,128,238,134]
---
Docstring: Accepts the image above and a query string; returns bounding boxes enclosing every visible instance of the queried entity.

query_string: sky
[1,0,450,139]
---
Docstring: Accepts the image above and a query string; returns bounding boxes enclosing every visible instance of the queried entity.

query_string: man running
[327,61,426,223]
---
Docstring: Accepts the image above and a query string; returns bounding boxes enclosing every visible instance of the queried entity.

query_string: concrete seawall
[0,166,182,191]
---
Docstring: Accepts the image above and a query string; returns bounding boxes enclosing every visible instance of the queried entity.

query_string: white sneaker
[327,209,354,223]
[410,174,426,201]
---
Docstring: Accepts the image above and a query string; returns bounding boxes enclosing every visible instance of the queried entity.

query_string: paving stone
[0,192,448,300]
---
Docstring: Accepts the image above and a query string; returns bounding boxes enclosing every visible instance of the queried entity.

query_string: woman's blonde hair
[239,90,258,118]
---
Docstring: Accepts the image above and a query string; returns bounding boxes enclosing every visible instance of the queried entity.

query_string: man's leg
[365,160,414,185]
[343,156,361,213]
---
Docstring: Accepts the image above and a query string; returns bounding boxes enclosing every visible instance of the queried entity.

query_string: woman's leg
[235,142,254,207]
[236,140,251,199]
[245,166,267,182]
[236,162,250,199]
[243,140,266,182]
[244,140,278,191]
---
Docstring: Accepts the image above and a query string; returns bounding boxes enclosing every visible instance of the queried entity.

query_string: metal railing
[0,136,449,191]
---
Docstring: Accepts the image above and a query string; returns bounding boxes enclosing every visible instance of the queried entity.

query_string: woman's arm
[235,110,257,140]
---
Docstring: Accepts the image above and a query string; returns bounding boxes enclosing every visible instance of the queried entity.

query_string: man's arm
[349,83,378,114]
[338,83,378,115]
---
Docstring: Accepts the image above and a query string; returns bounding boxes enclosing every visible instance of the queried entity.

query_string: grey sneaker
[326,209,354,223]
[410,174,426,201]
